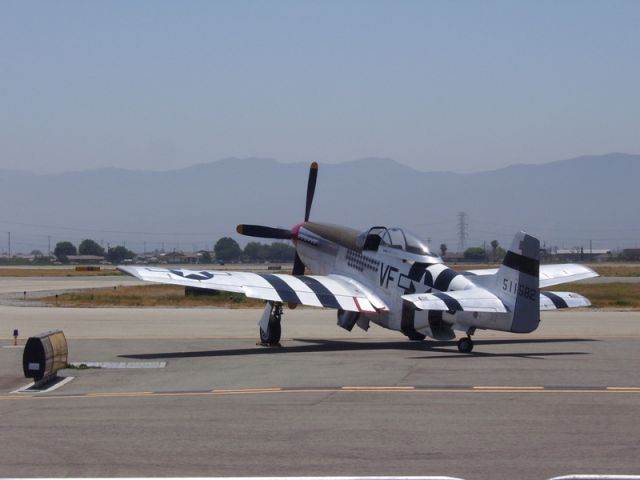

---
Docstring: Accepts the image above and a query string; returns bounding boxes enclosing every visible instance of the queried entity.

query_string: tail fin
[494,232,540,333]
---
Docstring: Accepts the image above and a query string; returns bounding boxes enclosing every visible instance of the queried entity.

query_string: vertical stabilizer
[494,232,540,333]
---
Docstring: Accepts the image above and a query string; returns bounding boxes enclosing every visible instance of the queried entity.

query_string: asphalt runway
[0,278,639,480]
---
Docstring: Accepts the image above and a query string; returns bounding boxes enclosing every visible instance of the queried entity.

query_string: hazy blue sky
[2,0,639,173]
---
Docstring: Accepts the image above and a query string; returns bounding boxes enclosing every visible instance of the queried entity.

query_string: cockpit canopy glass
[382,228,434,255]
[358,226,437,257]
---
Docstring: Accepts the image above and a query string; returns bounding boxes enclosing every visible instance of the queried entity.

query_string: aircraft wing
[539,291,592,310]
[463,263,598,288]
[403,288,591,312]
[118,266,385,313]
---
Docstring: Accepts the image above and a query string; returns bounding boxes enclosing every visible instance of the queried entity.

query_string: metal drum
[22,330,68,381]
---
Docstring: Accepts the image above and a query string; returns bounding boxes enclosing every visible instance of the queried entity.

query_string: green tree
[267,242,295,262]
[490,240,499,261]
[54,241,77,262]
[464,247,487,261]
[439,243,447,258]
[106,245,135,263]
[79,239,106,256]
[214,237,242,263]
[244,242,268,262]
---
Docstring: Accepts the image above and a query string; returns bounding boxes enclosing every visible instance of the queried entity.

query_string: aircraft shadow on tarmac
[120,337,595,360]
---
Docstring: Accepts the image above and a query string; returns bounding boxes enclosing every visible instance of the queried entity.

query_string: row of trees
[214,238,295,263]
[52,236,506,264]
[53,240,135,263]
[50,237,295,264]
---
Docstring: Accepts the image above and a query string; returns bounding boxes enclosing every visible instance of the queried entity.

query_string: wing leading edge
[118,266,386,313]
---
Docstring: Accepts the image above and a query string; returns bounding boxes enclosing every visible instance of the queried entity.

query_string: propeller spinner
[236,161,318,276]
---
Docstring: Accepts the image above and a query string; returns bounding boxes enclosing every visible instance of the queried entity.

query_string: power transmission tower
[457,212,468,253]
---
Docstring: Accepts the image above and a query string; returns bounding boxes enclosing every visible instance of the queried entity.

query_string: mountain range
[1,153,638,254]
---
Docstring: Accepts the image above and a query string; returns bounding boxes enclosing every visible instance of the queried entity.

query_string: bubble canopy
[356,226,438,257]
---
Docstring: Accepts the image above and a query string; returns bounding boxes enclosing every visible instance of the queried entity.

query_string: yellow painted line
[211,388,283,393]
[4,386,640,402]
[0,395,34,401]
[87,391,153,397]
[473,386,544,390]
[342,386,416,391]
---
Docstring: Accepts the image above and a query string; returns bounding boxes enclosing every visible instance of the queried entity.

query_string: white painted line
[11,376,75,394]
[68,361,166,369]
[550,475,640,480]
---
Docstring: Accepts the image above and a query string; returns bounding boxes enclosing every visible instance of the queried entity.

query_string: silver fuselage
[295,222,515,339]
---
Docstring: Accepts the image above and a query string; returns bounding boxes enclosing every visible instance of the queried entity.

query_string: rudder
[494,232,540,333]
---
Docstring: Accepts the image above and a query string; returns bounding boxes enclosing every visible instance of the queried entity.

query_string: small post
[55,294,58,306]
[13,329,18,346]
[23,291,27,300]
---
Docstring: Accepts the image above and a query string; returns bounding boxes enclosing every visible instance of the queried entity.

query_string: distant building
[551,248,611,262]
[159,251,201,264]
[66,255,105,264]
[623,249,640,261]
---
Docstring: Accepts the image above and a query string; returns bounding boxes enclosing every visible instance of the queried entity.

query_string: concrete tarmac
[0,279,639,479]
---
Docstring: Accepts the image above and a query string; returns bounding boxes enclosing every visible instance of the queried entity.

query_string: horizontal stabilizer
[464,263,598,288]
[540,291,591,310]
[538,264,599,287]
[402,288,508,313]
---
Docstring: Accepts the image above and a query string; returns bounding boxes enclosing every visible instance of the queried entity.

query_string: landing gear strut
[259,302,282,346]
[457,328,476,353]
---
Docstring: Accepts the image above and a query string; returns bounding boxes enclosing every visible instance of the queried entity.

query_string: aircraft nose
[291,223,303,243]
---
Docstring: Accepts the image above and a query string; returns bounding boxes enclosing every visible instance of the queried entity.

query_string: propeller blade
[292,252,305,276]
[236,224,292,240]
[304,161,318,222]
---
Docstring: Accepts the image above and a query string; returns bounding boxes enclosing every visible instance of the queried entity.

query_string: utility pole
[48,235,51,257]
[7,232,10,258]
[457,212,468,253]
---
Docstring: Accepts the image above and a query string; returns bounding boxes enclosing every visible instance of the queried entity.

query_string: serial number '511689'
[502,278,537,301]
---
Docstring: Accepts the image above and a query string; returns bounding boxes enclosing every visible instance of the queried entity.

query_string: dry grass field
[590,265,640,277]
[547,282,640,309]
[0,267,121,277]
[42,284,265,308]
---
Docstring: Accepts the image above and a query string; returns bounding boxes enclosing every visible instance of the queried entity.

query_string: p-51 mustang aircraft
[119,162,598,353]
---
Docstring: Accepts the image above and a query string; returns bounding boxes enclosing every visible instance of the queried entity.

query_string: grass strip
[544,282,640,309]
[42,284,265,308]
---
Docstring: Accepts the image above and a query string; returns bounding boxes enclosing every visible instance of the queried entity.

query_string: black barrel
[22,330,68,381]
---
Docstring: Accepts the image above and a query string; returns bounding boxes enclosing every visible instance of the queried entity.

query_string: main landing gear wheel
[259,303,283,346]
[457,336,474,353]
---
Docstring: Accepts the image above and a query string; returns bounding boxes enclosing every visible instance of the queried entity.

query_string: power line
[457,212,468,252]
